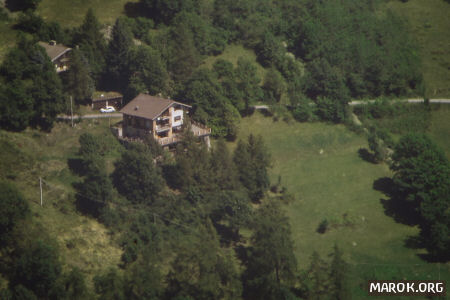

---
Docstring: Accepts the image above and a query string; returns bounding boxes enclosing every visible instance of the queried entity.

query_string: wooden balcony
[157,123,211,146]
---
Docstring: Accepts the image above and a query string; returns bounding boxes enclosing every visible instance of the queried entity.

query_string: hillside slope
[386,0,450,97]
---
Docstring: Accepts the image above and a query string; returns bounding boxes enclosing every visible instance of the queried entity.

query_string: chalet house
[92,91,123,110]
[119,94,211,147]
[38,41,71,73]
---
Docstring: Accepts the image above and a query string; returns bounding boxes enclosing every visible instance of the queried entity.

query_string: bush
[292,104,314,122]
[317,219,328,234]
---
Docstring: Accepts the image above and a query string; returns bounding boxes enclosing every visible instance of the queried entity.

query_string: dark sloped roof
[120,94,191,120]
[38,41,71,62]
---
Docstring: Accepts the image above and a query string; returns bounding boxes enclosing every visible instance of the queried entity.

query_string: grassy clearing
[201,44,266,82]
[37,0,138,27]
[386,0,450,97]
[235,111,449,298]
[0,119,123,281]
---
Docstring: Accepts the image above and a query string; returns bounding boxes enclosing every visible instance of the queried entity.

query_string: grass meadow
[37,0,138,27]
[235,110,450,299]
[386,0,450,97]
[201,44,267,83]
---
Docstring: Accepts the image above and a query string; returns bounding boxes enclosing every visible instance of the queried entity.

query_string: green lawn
[386,0,450,97]
[236,112,450,299]
[201,44,266,82]
[37,0,138,27]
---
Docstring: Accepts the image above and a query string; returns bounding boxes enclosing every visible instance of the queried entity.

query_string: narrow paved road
[57,113,123,120]
[348,98,450,105]
[58,99,449,120]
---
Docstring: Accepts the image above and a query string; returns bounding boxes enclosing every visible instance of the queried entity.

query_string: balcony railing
[156,124,171,132]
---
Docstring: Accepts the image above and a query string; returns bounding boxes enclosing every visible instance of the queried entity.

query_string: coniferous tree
[112,143,163,205]
[304,252,329,300]
[105,18,133,91]
[234,134,271,201]
[0,38,64,130]
[74,9,106,83]
[94,268,125,300]
[243,202,297,299]
[168,24,200,84]
[126,45,169,98]
[65,49,95,105]
[11,240,63,299]
[329,244,350,300]
[0,181,29,244]
[210,139,240,191]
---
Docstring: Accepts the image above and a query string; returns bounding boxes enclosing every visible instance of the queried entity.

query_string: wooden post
[39,177,43,206]
[70,96,74,128]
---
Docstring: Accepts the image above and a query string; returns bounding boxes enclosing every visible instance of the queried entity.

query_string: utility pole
[39,177,43,206]
[70,96,74,128]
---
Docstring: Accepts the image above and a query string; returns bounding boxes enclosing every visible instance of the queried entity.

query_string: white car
[100,106,115,113]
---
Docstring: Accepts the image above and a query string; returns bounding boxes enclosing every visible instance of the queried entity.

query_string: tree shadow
[67,158,85,176]
[373,177,420,226]
[358,148,376,164]
[404,235,424,249]
[234,245,249,265]
[124,2,149,18]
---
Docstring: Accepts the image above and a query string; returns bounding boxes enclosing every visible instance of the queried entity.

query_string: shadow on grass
[358,148,376,164]
[67,158,85,176]
[373,177,420,226]
[124,2,149,18]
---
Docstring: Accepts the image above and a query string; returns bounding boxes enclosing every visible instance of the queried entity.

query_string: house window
[174,116,181,121]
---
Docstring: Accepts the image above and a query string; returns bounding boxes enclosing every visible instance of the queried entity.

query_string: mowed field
[37,0,138,27]
[387,0,450,97]
[236,111,450,298]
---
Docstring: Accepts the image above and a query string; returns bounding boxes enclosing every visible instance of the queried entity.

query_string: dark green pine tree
[302,252,329,300]
[76,157,113,217]
[0,181,29,244]
[0,80,34,131]
[105,17,133,91]
[329,244,350,300]
[75,8,107,83]
[11,240,63,299]
[243,202,297,300]
[126,45,169,98]
[65,49,95,105]
[210,138,240,191]
[235,134,271,201]
[168,24,200,84]
[94,268,125,300]
[0,38,64,130]
[112,143,163,205]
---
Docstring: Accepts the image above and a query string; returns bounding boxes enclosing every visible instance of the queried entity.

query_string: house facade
[120,94,211,147]
[38,41,71,73]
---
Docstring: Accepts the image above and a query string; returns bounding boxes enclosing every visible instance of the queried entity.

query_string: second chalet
[119,93,211,147]
[38,40,71,73]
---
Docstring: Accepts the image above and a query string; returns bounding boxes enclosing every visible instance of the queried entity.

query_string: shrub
[317,219,328,234]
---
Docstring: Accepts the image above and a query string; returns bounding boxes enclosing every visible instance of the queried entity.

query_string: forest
[0,0,449,299]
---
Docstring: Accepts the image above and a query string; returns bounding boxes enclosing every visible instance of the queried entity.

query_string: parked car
[100,106,115,113]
